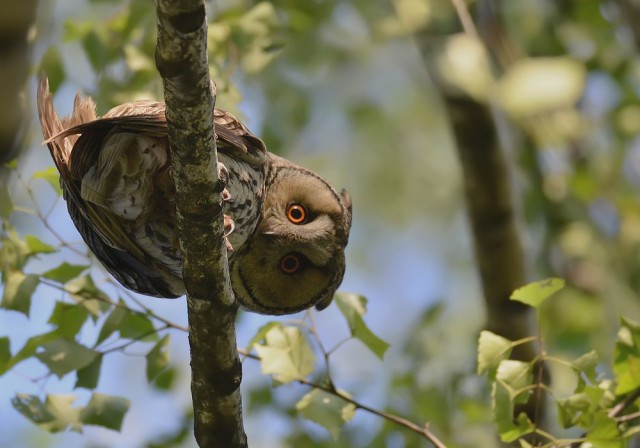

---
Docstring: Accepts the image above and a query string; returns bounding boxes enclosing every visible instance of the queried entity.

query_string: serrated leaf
[573,350,599,384]
[586,412,622,447]
[477,331,513,377]
[146,334,170,382]
[510,278,565,308]
[79,393,130,431]
[254,324,315,383]
[43,263,89,283]
[49,302,90,338]
[32,167,62,196]
[0,336,10,375]
[65,274,111,317]
[496,360,533,400]
[12,393,82,433]
[613,318,640,394]
[35,338,99,378]
[75,354,103,389]
[1,271,38,316]
[334,292,389,359]
[296,388,356,440]
[499,413,535,443]
[25,235,56,255]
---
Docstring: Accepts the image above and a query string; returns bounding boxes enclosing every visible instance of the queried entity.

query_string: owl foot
[216,162,229,191]
[224,214,235,254]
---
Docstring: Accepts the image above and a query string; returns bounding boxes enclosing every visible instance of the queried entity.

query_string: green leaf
[32,167,62,196]
[48,302,90,338]
[75,354,103,389]
[151,366,176,391]
[334,292,389,359]
[0,336,10,375]
[12,393,82,433]
[510,278,565,308]
[245,321,280,352]
[25,235,56,254]
[35,338,99,378]
[65,274,111,317]
[83,30,109,71]
[573,350,599,385]
[1,227,30,269]
[10,332,59,368]
[79,393,130,431]
[38,47,66,93]
[146,334,170,382]
[42,263,90,283]
[1,271,38,316]
[493,360,535,442]
[0,181,12,218]
[477,330,513,377]
[120,311,156,342]
[296,388,356,440]
[253,324,315,383]
[613,318,640,394]
[586,412,622,448]
[96,304,126,345]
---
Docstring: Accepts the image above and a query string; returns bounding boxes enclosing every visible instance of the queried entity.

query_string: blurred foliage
[2,0,640,446]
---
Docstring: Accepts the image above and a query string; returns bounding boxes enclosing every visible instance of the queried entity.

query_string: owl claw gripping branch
[37,76,352,315]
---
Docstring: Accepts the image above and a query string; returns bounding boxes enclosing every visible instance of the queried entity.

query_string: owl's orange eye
[280,254,301,274]
[286,204,307,224]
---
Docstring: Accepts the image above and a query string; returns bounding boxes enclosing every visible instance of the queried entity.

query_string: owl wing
[37,76,266,298]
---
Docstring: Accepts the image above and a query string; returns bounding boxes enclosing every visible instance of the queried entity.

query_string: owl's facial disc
[230,165,352,315]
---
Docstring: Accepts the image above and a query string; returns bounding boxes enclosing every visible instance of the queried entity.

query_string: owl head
[230,156,352,315]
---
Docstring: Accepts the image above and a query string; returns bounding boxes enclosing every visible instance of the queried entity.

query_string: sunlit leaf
[120,311,156,342]
[296,388,356,440]
[12,393,82,433]
[245,321,280,352]
[573,350,599,385]
[334,292,389,359]
[510,278,565,308]
[477,330,513,377]
[146,334,170,382]
[253,324,315,383]
[43,263,90,283]
[65,274,111,317]
[10,332,59,368]
[498,57,586,116]
[35,338,99,378]
[79,393,130,431]
[24,235,55,255]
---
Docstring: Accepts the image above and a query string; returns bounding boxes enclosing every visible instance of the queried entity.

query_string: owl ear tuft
[340,188,352,212]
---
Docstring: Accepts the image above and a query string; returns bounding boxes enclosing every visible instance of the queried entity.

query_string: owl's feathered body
[37,77,352,315]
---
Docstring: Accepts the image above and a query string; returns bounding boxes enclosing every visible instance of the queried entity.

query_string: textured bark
[0,0,38,163]
[155,1,246,447]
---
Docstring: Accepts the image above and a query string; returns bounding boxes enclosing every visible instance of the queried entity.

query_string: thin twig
[449,0,478,37]
[297,378,448,448]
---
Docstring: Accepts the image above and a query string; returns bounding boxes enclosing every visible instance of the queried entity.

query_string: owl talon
[217,162,229,189]
[222,187,231,202]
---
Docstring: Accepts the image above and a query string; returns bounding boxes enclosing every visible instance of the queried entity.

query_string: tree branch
[155,1,246,447]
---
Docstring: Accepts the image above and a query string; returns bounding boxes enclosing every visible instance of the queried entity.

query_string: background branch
[155,1,246,447]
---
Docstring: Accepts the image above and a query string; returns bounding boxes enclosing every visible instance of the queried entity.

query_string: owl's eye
[280,253,301,274]
[286,204,307,224]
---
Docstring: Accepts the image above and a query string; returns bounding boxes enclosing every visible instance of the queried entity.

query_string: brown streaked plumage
[37,76,352,315]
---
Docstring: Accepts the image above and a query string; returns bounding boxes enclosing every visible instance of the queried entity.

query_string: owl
[36,76,352,315]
